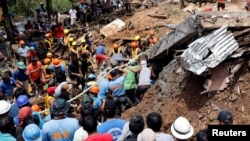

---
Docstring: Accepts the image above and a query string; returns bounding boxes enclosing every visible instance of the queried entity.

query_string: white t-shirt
[54,81,67,97]
[69,9,77,19]
[138,66,151,86]
[73,127,88,141]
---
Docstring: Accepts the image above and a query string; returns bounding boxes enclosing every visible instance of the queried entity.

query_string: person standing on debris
[26,57,45,96]
[217,109,233,125]
[124,59,138,104]
[97,99,126,141]
[180,0,185,9]
[45,33,53,51]
[134,35,146,52]
[49,58,67,85]
[108,68,132,116]
[171,116,194,141]
[18,40,30,64]
[38,2,46,13]
[124,0,132,13]
[217,0,225,11]
[54,22,64,48]
[125,42,141,61]
[0,72,19,101]
[146,112,174,141]
[109,43,123,57]
[77,39,91,58]
[79,0,89,25]
[13,62,29,91]
[147,30,158,47]
[70,41,79,58]
[69,6,77,28]
[90,0,100,20]
[95,43,109,66]
[42,98,79,141]
[44,86,56,116]
[36,9,46,27]
[126,60,154,103]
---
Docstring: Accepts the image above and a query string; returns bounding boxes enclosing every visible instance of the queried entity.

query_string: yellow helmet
[64,29,69,34]
[81,39,86,43]
[46,52,53,57]
[134,35,141,41]
[43,58,51,65]
[72,41,77,46]
[69,37,74,42]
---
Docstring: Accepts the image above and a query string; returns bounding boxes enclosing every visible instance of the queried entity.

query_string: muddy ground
[108,1,250,140]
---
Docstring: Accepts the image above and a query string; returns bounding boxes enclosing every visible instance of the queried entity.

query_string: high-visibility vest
[77,44,88,58]
[131,48,138,59]
[112,48,121,55]
[45,39,52,50]
[43,65,52,79]
[49,37,53,45]
[70,48,78,56]
[44,95,54,115]
[63,34,72,45]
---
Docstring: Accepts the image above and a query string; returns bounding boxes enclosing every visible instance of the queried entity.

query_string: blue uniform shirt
[95,45,105,54]
[108,76,125,97]
[13,69,29,81]
[97,78,109,99]
[0,77,17,96]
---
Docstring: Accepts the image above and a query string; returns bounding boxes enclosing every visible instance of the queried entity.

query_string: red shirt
[54,26,64,38]
[84,134,113,141]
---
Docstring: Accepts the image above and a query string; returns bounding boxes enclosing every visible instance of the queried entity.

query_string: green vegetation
[8,0,79,18]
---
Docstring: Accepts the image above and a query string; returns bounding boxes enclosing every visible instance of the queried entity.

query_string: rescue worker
[147,30,158,47]
[67,37,74,50]
[43,58,54,86]
[47,32,54,44]
[45,33,52,51]
[85,73,97,89]
[61,29,72,57]
[134,35,146,52]
[95,43,109,68]
[69,54,84,90]
[49,58,67,85]
[44,86,56,116]
[77,39,91,58]
[70,41,78,60]
[127,41,141,60]
[89,86,103,110]
[109,43,122,57]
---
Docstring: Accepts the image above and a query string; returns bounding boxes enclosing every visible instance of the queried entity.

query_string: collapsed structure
[149,11,250,94]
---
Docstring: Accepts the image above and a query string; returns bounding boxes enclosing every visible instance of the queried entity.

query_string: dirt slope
[110,1,250,140]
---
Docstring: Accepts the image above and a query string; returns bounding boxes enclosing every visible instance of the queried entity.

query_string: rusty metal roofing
[180,25,239,75]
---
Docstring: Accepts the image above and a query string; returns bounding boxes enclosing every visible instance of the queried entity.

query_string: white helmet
[0,100,11,115]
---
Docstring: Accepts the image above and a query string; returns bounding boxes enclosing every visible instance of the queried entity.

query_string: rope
[38,51,149,114]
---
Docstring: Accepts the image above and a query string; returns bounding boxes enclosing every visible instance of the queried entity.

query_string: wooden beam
[148,14,168,19]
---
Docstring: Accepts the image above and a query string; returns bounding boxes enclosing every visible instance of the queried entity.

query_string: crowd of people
[0,96,234,141]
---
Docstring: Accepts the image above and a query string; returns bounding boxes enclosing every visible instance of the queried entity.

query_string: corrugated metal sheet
[180,25,239,75]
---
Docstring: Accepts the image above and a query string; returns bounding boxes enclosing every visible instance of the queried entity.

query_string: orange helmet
[43,58,51,65]
[90,85,99,95]
[130,42,138,48]
[149,30,154,36]
[31,104,41,112]
[19,40,25,45]
[107,74,112,80]
[112,43,118,49]
[52,58,60,67]
[152,37,158,44]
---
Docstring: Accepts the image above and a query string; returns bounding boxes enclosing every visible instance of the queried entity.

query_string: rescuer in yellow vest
[109,43,122,57]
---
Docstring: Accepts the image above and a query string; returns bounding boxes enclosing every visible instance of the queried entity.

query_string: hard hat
[0,100,11,115]
[72,41,77,46]
[134,35,141,41]
[18,107,32,122]
[81,39,86,43]
[130,42,138,48]
[46,52,53,57]
[64,29,69,34]
[69,37,74,42]
[152,37,158,44]
[88,73,96,79]
[107,74,112,80]
[149,30,155,36]
[31,104,41,112]
[90,85,99,94]
[45,33,50,37]
[52,58,61,67]
[29,46,35,51]
[43,58,51,65]
[16,95,30,108]
[19,40,25,45]
[112,43,118,49]
[22,124,42,141]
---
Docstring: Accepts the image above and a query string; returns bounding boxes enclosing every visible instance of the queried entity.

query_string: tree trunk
[46,0,53,22]
[2,0,14,43]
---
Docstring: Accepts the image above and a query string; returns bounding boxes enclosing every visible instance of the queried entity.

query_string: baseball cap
[171,116,194,140]
[104,99,117,111]
[217,109,233,124]
[51,98,70,115]
[17,61,26,69]
[137,128,156,141]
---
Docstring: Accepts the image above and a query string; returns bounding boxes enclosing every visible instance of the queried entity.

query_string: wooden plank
[148,14,168,19]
